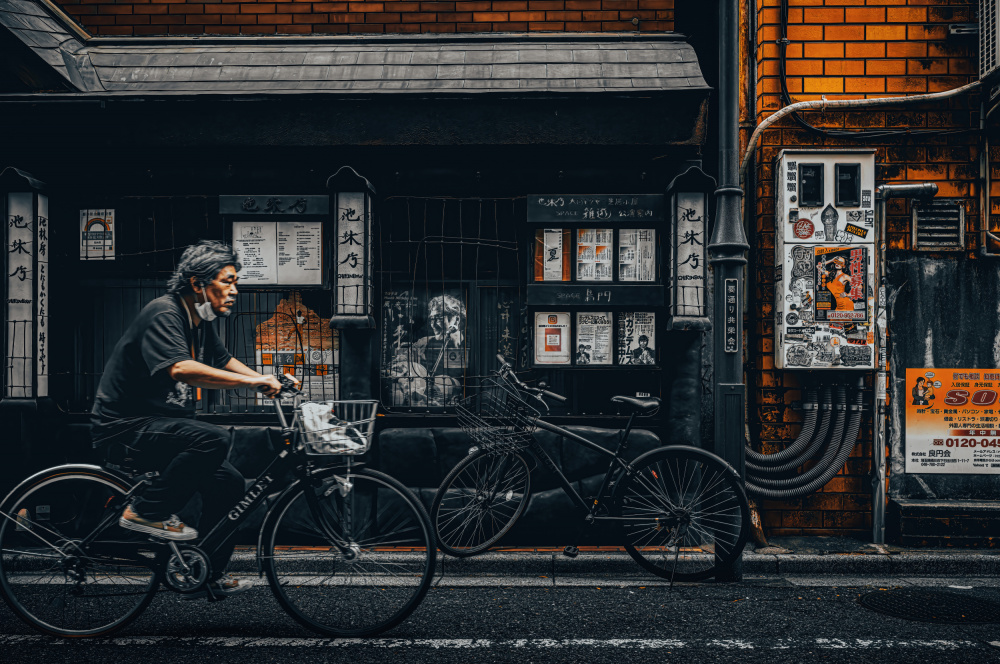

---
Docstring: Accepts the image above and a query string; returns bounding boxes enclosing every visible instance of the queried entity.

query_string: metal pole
[710,0,749,581]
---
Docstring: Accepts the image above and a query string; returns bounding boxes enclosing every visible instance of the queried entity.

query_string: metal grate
[859,589,1000,624]
[911,198,965,251]
[983,0,999,81]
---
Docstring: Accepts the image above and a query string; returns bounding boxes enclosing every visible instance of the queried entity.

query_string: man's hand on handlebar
[248,374,301,398]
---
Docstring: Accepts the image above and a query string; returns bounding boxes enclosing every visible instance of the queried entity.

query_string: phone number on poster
[941,438,1000,448]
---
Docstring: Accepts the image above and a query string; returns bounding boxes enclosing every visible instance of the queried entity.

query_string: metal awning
[0,0,708,97]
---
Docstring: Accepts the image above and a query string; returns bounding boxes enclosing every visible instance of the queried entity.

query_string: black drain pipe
[746,386,833,476]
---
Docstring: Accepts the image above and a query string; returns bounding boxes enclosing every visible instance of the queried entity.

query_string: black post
[710,0,749,581]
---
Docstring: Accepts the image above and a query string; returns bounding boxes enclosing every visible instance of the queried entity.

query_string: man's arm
[223,357,262,378]
[169,359,280,394]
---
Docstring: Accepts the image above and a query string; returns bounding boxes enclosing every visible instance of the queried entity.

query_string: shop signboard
[905,368,1000,474]
[80,209,115,260]
[527,195,664,223]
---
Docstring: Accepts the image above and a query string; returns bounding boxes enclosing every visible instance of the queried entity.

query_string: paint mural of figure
[911,377,935,406]
[819,255,853,311]
[390,293,466,407]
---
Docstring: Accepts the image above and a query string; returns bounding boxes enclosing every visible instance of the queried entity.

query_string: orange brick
[887,42,928,58]
[348,2,384,10]
[886,7,926,22]
[100,5,134,13]
[907,59,948,76]
[844,7,883,22]
[824,24,862,41]
[509,10,544,19]
[238,3,275,11]
[866,59,905,75]
[786,24,823,41]
[785,59,823,76]
[472,10,507,19]
[528,20,563,28]
[803,42,843,58]
[908,24,946,40]
[803,77,843,93]
[824,60,864,76]
[846,42,885,58]
[928,75,971,92]
[802,7,843,23]
[866,25,905,40]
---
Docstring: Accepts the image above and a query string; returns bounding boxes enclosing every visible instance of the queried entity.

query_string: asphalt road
[2,576,999,664]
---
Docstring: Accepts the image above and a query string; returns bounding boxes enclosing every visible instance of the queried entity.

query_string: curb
[226,549,1000,578]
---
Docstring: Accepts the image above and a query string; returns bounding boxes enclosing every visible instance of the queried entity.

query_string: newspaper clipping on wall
[619,229,655,281]
[617,311,656,365]
[575,312,612,365]
[576,228,613,281]
[535,312,571,365]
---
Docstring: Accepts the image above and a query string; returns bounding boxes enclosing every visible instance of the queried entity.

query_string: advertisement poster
[905,368,1000,474]
[254,292,338,404]
[382,288,467,407]
[619,229,655,281]
[576,228,613,281]
[80,209,115,260]
[233,221,323,286]
[542,229,564,281]
[617,312,656,365]
[575,312,612,365]
[814,246,868,322]
[534,312,571,365]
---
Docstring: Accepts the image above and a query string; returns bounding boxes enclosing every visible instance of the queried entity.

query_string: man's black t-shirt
[90,294,232,448]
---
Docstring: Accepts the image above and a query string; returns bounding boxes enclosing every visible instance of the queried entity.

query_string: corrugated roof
[1,0,708,96]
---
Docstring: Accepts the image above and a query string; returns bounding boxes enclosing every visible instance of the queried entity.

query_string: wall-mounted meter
[774,149,876,370]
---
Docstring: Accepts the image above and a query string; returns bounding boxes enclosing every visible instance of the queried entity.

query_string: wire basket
[294,400,379,455]
[456,375,539,453]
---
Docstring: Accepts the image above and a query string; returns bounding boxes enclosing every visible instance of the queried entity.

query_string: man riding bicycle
[90,240,300,598]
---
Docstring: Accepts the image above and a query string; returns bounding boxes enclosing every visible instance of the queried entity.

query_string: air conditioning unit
[983,0,1000,82]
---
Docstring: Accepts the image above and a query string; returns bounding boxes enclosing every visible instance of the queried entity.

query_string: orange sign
[905,368,1000,474]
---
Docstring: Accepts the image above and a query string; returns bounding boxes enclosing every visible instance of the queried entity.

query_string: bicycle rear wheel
[615,447,750,582]
[0,468,161,637]
[431,449,531,557]
[263,467,435,637]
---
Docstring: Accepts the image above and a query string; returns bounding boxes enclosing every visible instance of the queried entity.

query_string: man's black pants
[107,417,245,580]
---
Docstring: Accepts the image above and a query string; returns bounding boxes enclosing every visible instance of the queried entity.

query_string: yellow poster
[905,368,1000,474]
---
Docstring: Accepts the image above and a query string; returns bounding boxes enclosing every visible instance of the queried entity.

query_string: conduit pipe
[746,389,833,476]
[739,81,981,186]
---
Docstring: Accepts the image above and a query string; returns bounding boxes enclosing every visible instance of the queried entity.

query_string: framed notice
[575,312,612,365]
[905,368,1000,474]
[534,312,571,365]
[80,209,115,260]
[619,229,656,282]
[576,229,613,282]
[232,221,324,287]
[617,311,656,365]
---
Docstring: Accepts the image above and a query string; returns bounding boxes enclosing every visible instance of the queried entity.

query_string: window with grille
[911,199,965,251]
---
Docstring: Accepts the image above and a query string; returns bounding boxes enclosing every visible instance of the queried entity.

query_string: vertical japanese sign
[670,192,706,317]
[36,195,48,397]
[905,368,1000,474]
[335,192,367,315]
[724,279,739,353]
[7,193,34,396]
[80,209,115,260]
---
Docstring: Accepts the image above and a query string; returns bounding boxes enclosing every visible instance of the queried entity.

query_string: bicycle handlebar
[494,354,568,405]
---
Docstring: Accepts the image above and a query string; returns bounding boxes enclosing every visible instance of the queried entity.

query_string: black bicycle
[431,355,750,582]
[0,377,436,638]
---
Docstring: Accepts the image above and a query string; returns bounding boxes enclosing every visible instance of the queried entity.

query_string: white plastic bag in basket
[300,402,365,451]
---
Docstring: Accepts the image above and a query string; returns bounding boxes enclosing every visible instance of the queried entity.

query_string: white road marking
[0,636,988,650]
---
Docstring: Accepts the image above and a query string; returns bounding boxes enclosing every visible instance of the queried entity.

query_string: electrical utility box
[774,149,877,370]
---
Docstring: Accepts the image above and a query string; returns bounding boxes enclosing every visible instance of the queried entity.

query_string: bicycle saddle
[610,395,661,415]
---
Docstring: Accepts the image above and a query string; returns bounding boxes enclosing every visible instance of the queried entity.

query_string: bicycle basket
[455,375,539,452]
[294,400,378,455]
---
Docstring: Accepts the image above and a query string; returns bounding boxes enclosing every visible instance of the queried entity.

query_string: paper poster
[576,228,613,281]
[619,229,655,281]
[905,368,1000,474]
[575,312,612,365]
[382,289,467,408]
[233,221,323,286]
[542,229,564,281]
[814,246,868,322]
[255,292,338,404]
[80,209,115,260]
[617,311,656,365]
[534,312,571,365]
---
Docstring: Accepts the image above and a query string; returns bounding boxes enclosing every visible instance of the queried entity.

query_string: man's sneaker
[180,576,252,601]
[119,506,198,541]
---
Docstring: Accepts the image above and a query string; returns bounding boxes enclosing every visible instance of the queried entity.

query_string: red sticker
[794,218,814,239]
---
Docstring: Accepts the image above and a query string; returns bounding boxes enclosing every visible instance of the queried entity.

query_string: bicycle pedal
[563,545,579,558]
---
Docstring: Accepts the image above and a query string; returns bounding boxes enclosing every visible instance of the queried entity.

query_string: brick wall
[747,0,979,537]
[55,0,673,36]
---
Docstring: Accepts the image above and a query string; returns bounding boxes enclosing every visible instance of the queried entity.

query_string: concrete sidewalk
[231,536,1000,580]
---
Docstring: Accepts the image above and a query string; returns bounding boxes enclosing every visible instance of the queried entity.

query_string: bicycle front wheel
[0,468,160,637]
[263,467,435,638]
[431,449,531,557]
[615,447,750,582]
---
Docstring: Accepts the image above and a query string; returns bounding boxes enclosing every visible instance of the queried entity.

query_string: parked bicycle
[0,376,436,638]
[431,355,750,582]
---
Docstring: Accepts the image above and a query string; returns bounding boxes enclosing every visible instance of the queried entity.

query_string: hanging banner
[905,368,1000,474]
[7,193,34,397]
[534,312,570,365]
[80,209,115,260]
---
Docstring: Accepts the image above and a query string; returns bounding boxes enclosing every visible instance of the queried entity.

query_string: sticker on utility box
[905,368,1000,474]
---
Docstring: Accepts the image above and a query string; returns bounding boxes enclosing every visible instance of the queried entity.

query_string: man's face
[198,265,239,316]
[639,338,648,349]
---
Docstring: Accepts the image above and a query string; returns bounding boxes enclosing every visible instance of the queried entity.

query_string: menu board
[534,312,571,365]
[576,312,612,365]
[577,229,613,281]
[233,221,323,286]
